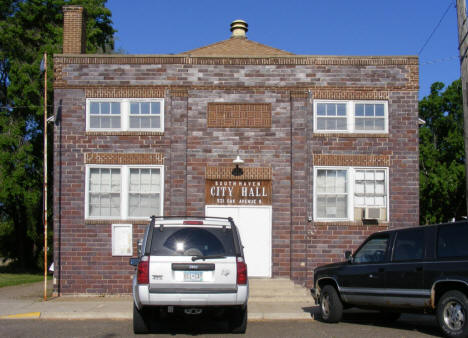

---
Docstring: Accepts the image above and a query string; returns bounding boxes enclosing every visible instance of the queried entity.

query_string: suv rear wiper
[191,255,226,262]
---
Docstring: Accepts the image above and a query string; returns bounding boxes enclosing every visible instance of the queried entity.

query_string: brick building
[53,6,419,295]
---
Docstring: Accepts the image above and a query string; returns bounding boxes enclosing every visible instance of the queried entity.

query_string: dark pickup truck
[311,221,468,338]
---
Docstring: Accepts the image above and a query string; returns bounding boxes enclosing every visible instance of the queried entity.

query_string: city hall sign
[205,180,272,205]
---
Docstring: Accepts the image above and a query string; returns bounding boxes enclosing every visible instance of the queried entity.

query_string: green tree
[419,79,466,224]
[0,0,114,269]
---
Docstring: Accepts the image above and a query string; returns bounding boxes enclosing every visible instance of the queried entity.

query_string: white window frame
[112,223,133,256]
[313,100,388,134]
[86,98,164,132]
[314,166,389,222]
[85,164,164,220]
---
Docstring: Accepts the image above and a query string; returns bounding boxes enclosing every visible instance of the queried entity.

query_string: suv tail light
[137,256,149,284]
[183,220,204,225]
[236,257,247,285]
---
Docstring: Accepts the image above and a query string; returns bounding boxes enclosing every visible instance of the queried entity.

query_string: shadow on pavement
[303,305,441,337]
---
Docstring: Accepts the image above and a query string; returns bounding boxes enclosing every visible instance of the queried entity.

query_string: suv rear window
[150,226,236,257]
[438,223,468,258]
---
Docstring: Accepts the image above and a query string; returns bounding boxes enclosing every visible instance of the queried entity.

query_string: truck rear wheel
[320,285,343,323]
[437,290,468,338]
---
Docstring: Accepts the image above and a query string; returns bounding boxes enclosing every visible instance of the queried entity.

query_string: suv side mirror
[137,239,143,257]
[129,258,140,267]
[345,250,352,262]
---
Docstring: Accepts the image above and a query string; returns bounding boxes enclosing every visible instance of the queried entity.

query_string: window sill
[313,133,388,138]
[86,131,164,136]
[85,219,151,225]
[313,220,389,227]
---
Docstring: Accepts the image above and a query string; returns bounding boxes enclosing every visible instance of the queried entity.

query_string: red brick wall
[53,56,419,294]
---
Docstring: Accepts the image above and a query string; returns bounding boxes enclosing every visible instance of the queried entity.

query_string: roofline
[54,54,419,66]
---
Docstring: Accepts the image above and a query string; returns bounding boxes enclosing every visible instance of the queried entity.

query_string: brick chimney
[62,6,86,54]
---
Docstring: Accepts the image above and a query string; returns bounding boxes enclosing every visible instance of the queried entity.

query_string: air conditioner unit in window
[363,207,381,220]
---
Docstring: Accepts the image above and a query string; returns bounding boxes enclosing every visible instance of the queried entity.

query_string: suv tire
[437,290,468,338]
[229,306,247,333]
[133,303,150,334]
[320,285,343,323]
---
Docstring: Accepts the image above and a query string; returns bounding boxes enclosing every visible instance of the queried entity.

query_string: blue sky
[107,0,459,99]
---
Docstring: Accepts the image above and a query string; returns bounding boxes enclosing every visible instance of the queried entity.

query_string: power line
[418,0,455,55]
[420,55,459,65]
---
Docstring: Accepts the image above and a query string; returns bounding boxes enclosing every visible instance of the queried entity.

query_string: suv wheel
[133,303,150,334]
[229,306,247,333]
[320,285,343,323]
[437,290,468,338]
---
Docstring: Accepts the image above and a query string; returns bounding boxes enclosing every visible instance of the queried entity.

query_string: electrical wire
[418,0,455,55]
[420,55,459,65]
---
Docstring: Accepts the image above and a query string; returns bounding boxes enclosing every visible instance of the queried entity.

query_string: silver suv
[130,216,249,334]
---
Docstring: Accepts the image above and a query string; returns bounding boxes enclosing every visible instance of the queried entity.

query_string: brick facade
[53,14,419,294]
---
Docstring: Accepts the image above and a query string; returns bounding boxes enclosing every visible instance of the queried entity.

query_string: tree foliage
[0,0,114,269]
[419,79,466,224]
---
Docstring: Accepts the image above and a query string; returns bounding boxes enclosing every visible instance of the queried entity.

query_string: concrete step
[248,278,315,303]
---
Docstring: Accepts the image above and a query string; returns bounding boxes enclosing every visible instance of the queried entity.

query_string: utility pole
[42,52,48,301]
[456,0,468,215]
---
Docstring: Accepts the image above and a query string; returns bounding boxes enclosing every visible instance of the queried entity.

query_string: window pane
[354,237,388,263]
[140,116,150,127]
[151,102,161,114]
[317,118,326,130]
[317,197,326,217]
[90,102,99,114]
[317,103,326,116]
[438,223,468,258]
[316,170,326,193]
[141,102,150,114]
[393,229,425,261]
[90,116,100,128]
[374,118,385,130]
[101,102,110,114]
[327,104,337,116]
[336,170,347,193]
[101,117,110,128]
[130,117,140,129]
[355,104,364,117]
[150,117,160,129]
[130,102,139,115]
[111,102,120,114]
[111,116,121,128]
[355,118,364,130]
[365,104,374,117]
[375,104,385,116]
[336,118,347,130]
[337,104,346,116]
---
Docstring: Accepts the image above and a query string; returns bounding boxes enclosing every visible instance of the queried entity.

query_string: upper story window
[314,100,388,133]
[86,99,164,132]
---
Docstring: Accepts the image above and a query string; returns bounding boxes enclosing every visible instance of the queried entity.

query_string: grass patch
[0,273,51,288]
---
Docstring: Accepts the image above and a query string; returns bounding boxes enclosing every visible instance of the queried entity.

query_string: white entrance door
[205,205,272,277]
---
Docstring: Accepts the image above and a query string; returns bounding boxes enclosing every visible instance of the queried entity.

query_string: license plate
[184,271,203,282]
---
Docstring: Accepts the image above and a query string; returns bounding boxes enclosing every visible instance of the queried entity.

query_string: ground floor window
[314,166,388,221]
[85,165,163,220]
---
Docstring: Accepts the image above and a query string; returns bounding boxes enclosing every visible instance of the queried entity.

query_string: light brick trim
[313,133,388,138]
[85,131,164,136]
[170,89,188,97]
[85,87,165,98]
[85,152,164,165]
[313,90,389,100]
[207,103,271,128]
[290,91,309,99]
[206,166,271,180]
[54,55,418,66]
[313,154,390,167]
